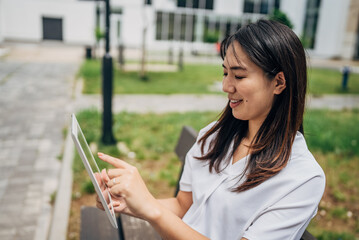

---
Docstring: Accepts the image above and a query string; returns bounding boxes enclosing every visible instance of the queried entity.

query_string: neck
[246,119,264,143]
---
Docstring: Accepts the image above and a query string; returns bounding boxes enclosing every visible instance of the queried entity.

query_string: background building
[0,0,358,60]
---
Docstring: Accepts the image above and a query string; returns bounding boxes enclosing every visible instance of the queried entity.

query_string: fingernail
[98,152,104,157]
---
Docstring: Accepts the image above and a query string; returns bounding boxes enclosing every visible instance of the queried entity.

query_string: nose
[222,76,235,93]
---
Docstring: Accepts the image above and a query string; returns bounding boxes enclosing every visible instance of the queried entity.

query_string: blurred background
[0,0,358,240]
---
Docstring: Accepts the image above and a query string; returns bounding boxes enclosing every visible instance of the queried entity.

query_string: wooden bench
[80,126,316,240]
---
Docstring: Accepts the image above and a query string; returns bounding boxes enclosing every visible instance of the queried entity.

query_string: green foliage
[56,153,63,161]
[50,191,57,205]
[95,27,105,42]
[308,68,359,95]
[159,169,178,187]
[338,171,351,184]
[111,111,218,156]
[62,127,68,140]
[78,60,359,95]
[269,9,294,29]
[333,190,346,202]
[204,30,220,43]
[82,179,95,194]
[304,109,359,156]
[330,207,348,219]
[300,35,313,49]
[317,231,356,240]
[79,60,223,94]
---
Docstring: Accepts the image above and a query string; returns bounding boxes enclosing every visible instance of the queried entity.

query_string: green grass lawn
[78,60,223,94]
[78,60,359,95]
[72,108,359,239]
[308,68,359,95]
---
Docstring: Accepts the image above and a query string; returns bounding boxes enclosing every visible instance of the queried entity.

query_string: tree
[269,9,294,29]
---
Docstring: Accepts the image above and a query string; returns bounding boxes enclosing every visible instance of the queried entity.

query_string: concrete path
[0,44,81,240]
[76,93,359,114]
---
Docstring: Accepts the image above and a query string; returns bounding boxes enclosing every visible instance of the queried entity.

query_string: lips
[229,98,244,108]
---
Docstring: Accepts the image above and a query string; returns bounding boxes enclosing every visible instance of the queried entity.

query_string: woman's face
[222,41,277,123]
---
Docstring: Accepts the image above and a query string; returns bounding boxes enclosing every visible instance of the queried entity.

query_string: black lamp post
[101,0,116,144]
[81,0,115,144]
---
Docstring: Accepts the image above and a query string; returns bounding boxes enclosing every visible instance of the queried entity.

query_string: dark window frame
[177,0,214,10]
[42,16,63,41]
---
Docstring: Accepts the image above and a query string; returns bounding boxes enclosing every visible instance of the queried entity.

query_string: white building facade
[0,0,358,60]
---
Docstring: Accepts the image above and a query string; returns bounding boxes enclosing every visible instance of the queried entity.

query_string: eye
[235,76,245,80]
[223,72,228,77]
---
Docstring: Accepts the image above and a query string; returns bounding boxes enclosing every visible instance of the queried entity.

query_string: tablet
[71,113,118,228]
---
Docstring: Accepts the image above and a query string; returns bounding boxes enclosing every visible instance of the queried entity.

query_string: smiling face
[222,41,278,124]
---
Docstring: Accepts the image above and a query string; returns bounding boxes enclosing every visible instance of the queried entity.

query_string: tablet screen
[76,121,102,176]
[71,114,118,228]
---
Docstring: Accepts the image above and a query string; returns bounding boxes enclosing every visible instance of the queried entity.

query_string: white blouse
[180,122,325,240]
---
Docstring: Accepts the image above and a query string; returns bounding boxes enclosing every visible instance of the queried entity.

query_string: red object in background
[216,42,221,54]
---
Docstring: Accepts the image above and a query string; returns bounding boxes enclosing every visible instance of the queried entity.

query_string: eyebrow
[222,63,247,71]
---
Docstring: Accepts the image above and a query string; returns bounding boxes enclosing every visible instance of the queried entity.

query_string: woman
[95,19,325,240]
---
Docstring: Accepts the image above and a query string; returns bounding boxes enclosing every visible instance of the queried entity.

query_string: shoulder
[289,132,324,176]
[280,131,326,193]
[253,132,326,213]
[197,121,217,139]
[185,121,217,163]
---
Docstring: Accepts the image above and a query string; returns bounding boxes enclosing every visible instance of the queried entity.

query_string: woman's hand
[97,152,162,221]
[94,169,128,213]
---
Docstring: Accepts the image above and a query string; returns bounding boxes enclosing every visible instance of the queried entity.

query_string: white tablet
[71,113,118,228]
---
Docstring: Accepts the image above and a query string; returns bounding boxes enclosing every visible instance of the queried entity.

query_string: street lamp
[101,0,116,144]
[80,0,115,144]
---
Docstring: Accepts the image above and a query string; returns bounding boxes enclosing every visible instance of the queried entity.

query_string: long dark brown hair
[196,19,307,192]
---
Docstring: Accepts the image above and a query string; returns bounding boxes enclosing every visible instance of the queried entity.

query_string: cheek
[244,86,275,110]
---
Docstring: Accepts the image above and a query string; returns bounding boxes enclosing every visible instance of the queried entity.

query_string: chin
[232,111,248,121]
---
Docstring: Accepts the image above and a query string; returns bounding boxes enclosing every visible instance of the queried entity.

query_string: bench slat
[301,230,316,240]
[174,126,198,163]
[120,214,161,240]
[80,206,121,240]
[174,126,198,196]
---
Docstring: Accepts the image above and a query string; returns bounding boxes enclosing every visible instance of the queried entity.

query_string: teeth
[230,99,242,103]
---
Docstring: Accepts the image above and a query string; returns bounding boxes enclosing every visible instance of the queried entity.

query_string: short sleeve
[179,122,217,193]
[179,147,194,192]
[242,174,325,240]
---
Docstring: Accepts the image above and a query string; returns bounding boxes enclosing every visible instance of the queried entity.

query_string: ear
[273,72,286,95]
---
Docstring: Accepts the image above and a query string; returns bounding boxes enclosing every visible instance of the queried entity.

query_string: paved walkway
[75,93,359,113]
[0,44,81,240]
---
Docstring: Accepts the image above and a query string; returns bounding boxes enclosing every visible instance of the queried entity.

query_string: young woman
[95,19,325,240]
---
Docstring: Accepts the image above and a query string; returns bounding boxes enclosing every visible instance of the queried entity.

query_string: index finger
[97,152,131,169]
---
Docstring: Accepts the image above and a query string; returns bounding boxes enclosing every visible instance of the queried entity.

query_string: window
[302,0,321,49]
[243,0,255,13]
[111,7,123,15]
[168,13,175,40]
[274,0,280,9]
[260,0,269,14]
[156,11,163,40]
[156,11,196,42]
[180,13,196,41]
[355,18,359,59]
[243,0,280,14]
[203,17,219,43]
[203,17,241,43]
[42,17,63,41]
[177,0,214,10]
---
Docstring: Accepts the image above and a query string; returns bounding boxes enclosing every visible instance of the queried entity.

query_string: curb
[48,126,74,240]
